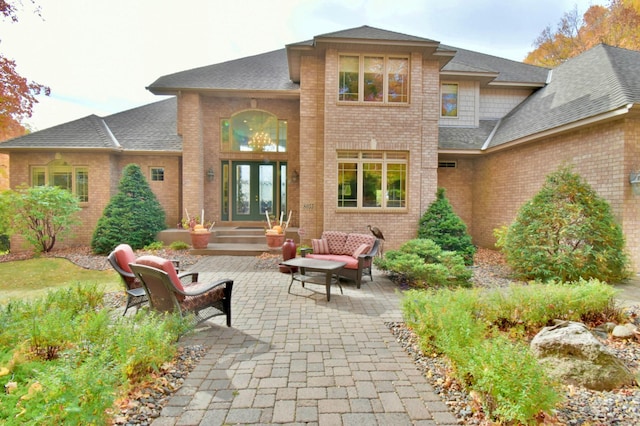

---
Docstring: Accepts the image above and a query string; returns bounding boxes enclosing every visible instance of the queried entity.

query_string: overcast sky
[2,0,602,131]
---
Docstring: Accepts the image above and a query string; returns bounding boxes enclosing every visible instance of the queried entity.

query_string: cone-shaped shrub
[418,188,476,265]
[91,164,166,254]
[499,165,629,282]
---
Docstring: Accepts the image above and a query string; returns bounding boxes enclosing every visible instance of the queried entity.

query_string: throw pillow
[352,243,371,259]
[311,238,330,254]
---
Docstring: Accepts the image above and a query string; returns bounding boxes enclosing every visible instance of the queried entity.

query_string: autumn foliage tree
[0,0,50,140]
[525,0,640,67]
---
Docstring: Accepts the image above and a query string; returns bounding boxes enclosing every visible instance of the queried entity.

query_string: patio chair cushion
[180,282,226,312]
[135,255,186,297]
[344,234,376,257]
[114,243,137,274]
[311,238,330,254]
[322,231,349,255]
[352,243,372,259]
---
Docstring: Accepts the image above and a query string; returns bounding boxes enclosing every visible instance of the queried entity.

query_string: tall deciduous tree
[525,0,640,67]
[0,0,50,140]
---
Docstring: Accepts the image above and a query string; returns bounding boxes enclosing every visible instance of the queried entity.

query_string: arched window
[221,110,287,152]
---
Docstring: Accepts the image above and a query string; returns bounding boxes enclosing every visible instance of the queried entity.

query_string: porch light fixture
[248,131,273,151]
[291,170,299,183]
[206,167,215,182]
[630,171,640,195]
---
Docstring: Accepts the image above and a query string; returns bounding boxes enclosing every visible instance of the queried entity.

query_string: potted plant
[183,210,214,249]
[264,210,292,249]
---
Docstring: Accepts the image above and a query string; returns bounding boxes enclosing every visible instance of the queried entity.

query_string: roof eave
[485,104,634,153]
[0,147,123,153]
[147,87,300,99]
[488,81,546,88]
[438,149,484,155]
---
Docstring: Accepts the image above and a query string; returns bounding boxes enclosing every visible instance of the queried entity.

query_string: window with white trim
[337,151,407,209]
[339,55,409,104]
[31,160,89,202]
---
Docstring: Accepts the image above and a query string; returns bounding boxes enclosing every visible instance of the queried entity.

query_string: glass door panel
[231,162,277,221]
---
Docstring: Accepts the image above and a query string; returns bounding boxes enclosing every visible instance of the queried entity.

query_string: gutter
[484,103,634,153]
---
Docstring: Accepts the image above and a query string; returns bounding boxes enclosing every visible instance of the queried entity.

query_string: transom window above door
[338,55,409,104]
[221,110,287,152]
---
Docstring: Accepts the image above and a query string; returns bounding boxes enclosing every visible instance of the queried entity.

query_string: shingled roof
[487,44,640,148]
[313,25,440,44]
[147,49,298,94]
[441,45,549,85]
[0,97,180,152]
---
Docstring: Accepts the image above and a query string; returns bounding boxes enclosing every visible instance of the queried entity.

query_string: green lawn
[0,258,121,304]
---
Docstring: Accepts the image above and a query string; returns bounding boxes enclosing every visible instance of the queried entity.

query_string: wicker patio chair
[107,244,185,315]
[130,255,233,327]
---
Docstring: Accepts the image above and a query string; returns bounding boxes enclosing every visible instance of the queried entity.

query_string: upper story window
[339,55,409,104]
[221,110,287,152]
[31,159,88,202]
[337,151,407,209]
[441,83,458,117]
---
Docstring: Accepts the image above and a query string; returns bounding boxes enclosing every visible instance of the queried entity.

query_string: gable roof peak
[314,25,440,44]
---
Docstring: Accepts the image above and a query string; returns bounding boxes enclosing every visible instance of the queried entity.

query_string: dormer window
[339,55,409,104]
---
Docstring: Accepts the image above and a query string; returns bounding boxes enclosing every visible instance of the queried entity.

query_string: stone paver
[148,255,456,425]
[150,256,640,425]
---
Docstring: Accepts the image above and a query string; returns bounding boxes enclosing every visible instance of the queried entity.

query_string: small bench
[302,231,380,289]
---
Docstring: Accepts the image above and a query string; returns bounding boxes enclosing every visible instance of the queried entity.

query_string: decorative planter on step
[190,231,211,249]
[266,233,285,249]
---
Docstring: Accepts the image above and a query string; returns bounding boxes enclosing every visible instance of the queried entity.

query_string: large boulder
[530,321,635,391]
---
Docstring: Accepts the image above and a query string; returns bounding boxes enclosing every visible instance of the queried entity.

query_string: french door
[225,161,286,222]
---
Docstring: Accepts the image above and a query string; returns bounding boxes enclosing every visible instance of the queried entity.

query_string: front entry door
[231,162,276,221]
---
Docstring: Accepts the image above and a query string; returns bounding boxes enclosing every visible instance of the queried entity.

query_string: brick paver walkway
[151,256,458,425]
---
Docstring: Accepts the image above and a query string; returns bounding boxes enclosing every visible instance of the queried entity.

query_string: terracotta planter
[265,233,285,249]
[190,231,211,249]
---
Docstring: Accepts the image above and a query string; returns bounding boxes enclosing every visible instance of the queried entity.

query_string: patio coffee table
[280,257,347,301]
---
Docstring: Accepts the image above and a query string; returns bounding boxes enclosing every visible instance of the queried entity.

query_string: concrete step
[190,243,280,256]
[158,226,299,256]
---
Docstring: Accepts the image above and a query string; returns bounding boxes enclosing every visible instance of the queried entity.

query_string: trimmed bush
[91,164,167,254]
[497,165,629,282]
[374,238,472,288]
[418,188,476,265]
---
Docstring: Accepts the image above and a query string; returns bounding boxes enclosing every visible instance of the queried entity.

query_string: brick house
[1,26,639,270]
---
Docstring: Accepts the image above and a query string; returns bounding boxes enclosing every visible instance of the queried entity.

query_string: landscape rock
[530,321,635,391]
[612,324,636,339]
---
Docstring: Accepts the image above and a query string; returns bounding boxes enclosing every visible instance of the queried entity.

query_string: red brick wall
[191,95,301,227]
[296,49,440,250]
[440,117,640,271]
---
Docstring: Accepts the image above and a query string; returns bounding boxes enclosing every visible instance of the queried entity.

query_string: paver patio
[150,255,458,425]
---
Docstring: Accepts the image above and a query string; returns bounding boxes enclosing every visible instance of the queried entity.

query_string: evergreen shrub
[497,165,629,282]
[374,238,472,288]
[418,188,476,265]
[91,164,167,254]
